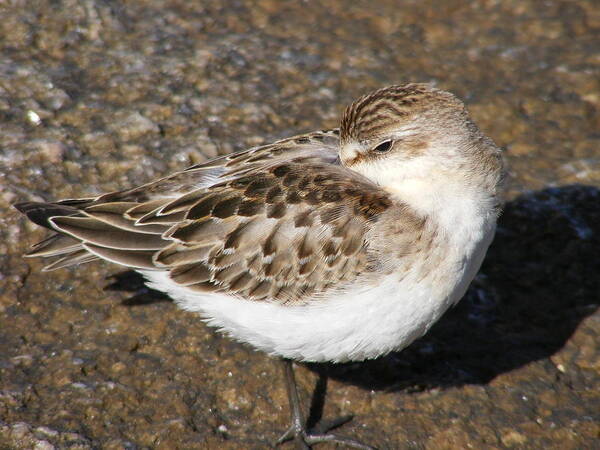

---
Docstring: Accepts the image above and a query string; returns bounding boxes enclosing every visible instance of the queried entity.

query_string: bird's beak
[340,142,365,166]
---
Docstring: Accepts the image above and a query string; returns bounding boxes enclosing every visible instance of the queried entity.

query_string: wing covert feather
[17,129,419,303]
[154,156,395,303]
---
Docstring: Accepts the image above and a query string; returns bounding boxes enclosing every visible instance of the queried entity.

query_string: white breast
[140,219,495,363]
[141,164,498,363]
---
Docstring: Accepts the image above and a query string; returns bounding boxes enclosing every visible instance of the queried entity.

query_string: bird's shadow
[105,271,170,306]
[106,185,600,395]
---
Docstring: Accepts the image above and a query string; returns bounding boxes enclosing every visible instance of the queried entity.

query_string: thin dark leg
[306,371,327,430]
[281,358,309,449]
[275,359,376,450]
[306,371,354,434]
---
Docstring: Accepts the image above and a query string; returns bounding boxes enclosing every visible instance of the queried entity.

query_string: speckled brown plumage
[14,128,415,304]
[15,84,502,311]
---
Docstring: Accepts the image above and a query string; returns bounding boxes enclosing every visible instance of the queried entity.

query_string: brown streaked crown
[340,84,464,144]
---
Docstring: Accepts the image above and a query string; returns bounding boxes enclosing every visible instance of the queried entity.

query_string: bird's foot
[275,414,375,449]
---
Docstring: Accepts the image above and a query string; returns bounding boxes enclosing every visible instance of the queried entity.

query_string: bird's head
[339,84,503,194]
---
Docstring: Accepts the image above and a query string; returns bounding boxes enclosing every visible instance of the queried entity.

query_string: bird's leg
[275,359,376,450]
[279,358,307,448]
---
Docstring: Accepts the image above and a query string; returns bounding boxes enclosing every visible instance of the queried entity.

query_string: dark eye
[371,139,393,154]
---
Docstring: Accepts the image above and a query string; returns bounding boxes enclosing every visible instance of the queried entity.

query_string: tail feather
[42,250,99,272]
[14,198,168,271]
[25,234,82,257]
[14,201,100,270]
[13,200,91,229]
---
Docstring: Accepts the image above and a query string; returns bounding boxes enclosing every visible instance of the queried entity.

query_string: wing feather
[41,250,99,272]
[15,129,416,304]
[49,216,167,250]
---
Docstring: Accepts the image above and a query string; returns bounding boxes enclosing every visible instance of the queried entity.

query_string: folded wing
[15,129,402,304]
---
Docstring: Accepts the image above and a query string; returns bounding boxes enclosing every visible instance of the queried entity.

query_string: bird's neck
[385,172,499,240]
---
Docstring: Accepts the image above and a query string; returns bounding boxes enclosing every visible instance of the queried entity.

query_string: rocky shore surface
[1,1,598,448]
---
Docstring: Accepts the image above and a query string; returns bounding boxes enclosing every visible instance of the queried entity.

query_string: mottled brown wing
[149,158,393,303]
[16,129,341,269]
[16,129,395,304]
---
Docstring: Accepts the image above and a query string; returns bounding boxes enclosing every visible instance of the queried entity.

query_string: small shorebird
[15,83,503,449]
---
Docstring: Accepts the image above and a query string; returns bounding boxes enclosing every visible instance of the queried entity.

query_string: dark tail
[13,199,91,229]
[13,199,100,269]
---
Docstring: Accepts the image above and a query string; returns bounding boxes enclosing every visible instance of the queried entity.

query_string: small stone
[501,430,528,447]
[32,139,66,163]
[111,362,126,373]
[33,440,55,450]
[35,426,59,438]
[26,110,42,125]
[46,89,71,111]
[11,422,31,439]
[2,190,18,204]
[11,354,34,367]
[114,112,159,141]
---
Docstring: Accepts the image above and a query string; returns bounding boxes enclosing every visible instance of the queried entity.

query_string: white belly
[140,223,493,363]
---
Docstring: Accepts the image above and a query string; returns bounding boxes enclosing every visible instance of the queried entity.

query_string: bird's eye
[372,140,393,154]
